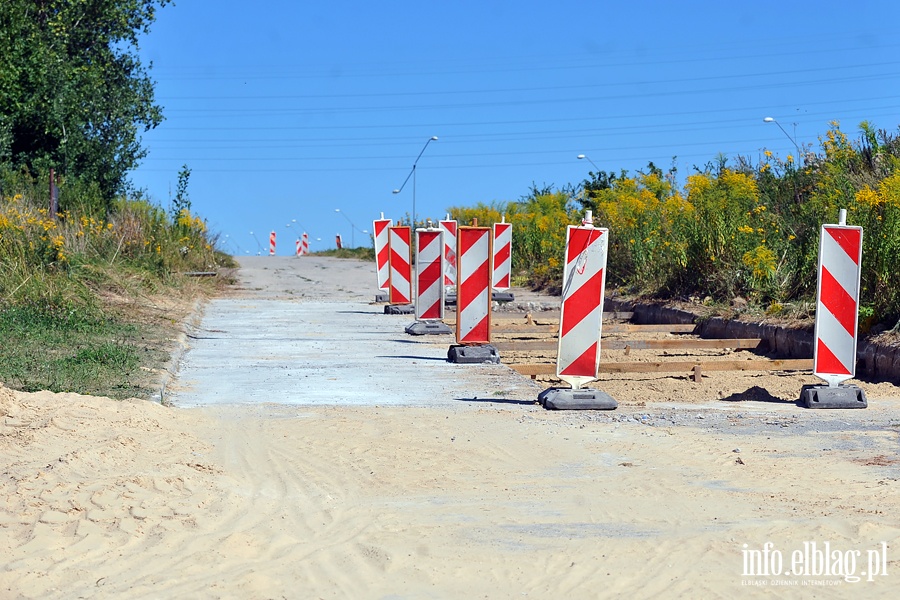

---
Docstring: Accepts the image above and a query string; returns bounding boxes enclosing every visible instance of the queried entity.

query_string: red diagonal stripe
[420,259,442,287]
[377,245,389,266]
[820,266,857,336]
[460,258,490,305]
[459,228,488,255]
[560,342,598,376]
[566,229,603,264]
[495,274,510,288]
[421,300,441,320]
[561,269,604,337]
[816,339,851,375]
[494,242,511,264]
[827,227,861,265]
[463,314,489,343]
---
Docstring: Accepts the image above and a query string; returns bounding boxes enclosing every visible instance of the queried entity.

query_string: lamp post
[576,154,601,172]
[335,208,364,248]
[763,117,801,161]
[393,136,438,228]
[249,231,262,255]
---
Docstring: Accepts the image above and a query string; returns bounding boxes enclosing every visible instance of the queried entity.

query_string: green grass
[0,306,169,398]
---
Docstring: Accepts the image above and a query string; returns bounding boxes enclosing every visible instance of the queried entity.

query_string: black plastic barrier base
[538,387,618,410]
[405,320,453,336]
[384,304,414,315]
[447,344,500,364]
[800,384,867,409]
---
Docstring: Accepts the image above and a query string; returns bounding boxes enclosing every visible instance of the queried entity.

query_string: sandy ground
[2,256,900,599]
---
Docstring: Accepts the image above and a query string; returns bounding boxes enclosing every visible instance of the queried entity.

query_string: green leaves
[0,0,170,207]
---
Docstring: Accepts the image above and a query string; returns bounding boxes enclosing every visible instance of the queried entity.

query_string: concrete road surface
[168,256,540,407]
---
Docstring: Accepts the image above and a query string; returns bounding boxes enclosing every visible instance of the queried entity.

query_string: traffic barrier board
[388,225,412,305]
[813,223,863,385]
[373,217,392,291]
[415,229,445,320]
[492,220,512,290]
[456,227,492,344]
[556,226,609,389]
[439,219,458,287]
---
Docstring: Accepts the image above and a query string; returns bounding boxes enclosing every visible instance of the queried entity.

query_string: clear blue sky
[131,0,900,255]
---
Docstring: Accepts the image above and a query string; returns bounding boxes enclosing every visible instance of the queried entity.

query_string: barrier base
[447,344,500,364]
[538,387,618,410]
[384,304,414,315]
[374,292,389,303]
[492,291,515,303]
[445,292,457,306]
[800,384,867,409]
[405,320,453,336]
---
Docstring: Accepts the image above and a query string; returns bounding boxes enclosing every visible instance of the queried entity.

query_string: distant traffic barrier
[449,225,499,363]
[373,215,392,292]
[388,225,412,305]
[439,218,457,288]
[492,219,512,291]
[414,228,445,320]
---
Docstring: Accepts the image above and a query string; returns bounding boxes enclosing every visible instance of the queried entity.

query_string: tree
[0,0,170,211]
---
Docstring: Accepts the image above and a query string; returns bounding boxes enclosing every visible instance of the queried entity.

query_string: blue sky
[131,1,900,255]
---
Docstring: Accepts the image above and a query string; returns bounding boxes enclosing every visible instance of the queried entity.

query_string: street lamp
[249,231,262,255]
[763,117,801,160]
[393,136,438,228]
[334,208,363,248]
[577,154,601,172]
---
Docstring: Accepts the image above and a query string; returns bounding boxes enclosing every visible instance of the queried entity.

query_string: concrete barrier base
[384,304,414,315]
[374,292,389,303]
[447,344,500,364]
[800,384,867,409]
[538,387,618,410]
[405,321,453,335]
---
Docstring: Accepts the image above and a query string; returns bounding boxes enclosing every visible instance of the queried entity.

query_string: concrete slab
[169,299,536,407]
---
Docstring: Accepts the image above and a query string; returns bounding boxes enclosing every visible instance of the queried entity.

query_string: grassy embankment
[0,169,235,399]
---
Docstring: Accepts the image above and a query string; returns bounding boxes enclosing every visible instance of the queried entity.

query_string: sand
[2,256,900,598]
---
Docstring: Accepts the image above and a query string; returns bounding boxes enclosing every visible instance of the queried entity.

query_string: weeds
[0,167,234,398]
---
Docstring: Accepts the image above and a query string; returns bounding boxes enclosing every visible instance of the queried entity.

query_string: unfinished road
[167,255,539,407]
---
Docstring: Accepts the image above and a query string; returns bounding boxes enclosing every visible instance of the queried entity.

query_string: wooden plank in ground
[507,359,813,380]
[489,323,696,335]
[494,338,764,352]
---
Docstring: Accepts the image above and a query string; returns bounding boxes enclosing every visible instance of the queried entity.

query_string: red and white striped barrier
[415,229,444,320]
[439,218,457,287]
[556,225,609,389]
[295,239,302,256]
[269,231,276,256]
[335,234,343,250]
[492,219,512,290]
[456,227,492,344]
[373,216,392,291]
[813,221,863,385]
[301,232,309,255]
[388,225,412,305]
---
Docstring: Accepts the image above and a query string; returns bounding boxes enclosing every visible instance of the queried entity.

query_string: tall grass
[448,121,900,328]
[0,167,235,397]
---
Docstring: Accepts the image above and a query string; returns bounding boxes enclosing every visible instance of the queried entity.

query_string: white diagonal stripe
[459,235,489,281]
[557,305,601,374]
[459,286,490,339]
[821,228,861,298]
[815,299,856,375]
